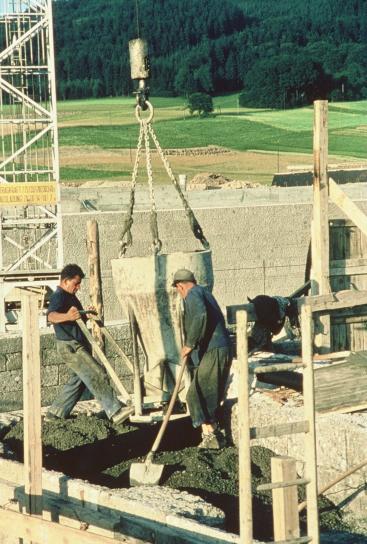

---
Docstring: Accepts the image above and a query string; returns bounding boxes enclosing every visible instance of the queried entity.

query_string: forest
[53,0,367,108]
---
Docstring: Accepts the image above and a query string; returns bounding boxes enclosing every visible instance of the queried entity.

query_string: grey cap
[172,268,196,286]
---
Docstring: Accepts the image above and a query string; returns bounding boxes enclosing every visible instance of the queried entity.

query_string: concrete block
[0,354,6,372]
[42,348,59,366]
[41,366,59,387]
[0,335,22,354]
[0,371,22,393]
[5,352,22,371]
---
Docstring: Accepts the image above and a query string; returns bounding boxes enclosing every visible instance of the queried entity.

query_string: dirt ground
[2,414,357,541]
[60,146,364,185]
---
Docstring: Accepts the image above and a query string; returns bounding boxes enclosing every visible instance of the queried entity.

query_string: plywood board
[314,351,367,413]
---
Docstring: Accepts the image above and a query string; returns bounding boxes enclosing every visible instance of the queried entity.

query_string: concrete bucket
[111,249,213,400]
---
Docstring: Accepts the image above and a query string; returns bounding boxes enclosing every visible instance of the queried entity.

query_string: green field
[57,95,367,184]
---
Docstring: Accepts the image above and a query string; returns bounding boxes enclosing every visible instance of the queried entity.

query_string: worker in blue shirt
[45,263,130,424]
[172,268,232,449]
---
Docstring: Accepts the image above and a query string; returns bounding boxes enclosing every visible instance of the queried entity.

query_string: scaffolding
[0,0,62,331]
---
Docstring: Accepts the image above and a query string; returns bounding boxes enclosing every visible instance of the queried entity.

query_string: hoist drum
[111,249,213,400]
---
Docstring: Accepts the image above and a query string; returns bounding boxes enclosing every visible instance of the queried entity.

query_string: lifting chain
[142,115,162,255]
[147,123,210,250]
[119,68,209,255]
[118,121,144,257]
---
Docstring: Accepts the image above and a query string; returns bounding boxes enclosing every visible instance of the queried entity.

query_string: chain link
[118,122,144,257]
[143,121,162,254]
[148,123,210,249]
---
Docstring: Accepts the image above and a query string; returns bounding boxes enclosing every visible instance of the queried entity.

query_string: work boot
[111,405,134,425]
[198,429,226,449]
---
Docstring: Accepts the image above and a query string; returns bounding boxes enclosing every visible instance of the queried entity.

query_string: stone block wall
[0,322,133,412]
[62,194,367,322]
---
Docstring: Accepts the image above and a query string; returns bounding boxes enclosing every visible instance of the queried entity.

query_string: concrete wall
[61,185,367,322]
[0,323,132,412]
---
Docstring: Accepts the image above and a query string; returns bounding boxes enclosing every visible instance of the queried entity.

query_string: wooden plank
[96,320,134,373]
[329,178,367,239]
[311,100,330,351]
[0,472,240,544]
[21,290,43,517]
[299,289,367,313]
[226,303,256,325]
[0,507,136,544]
[333,314,367,324]
[314,355,367,413]
[300,304,320,543]
[87,219,104,351]
[259,475,309,492]
[77,319,131,403]
[330,264,367,276]
[237,310,253,543]
[254,363,305,374]
[331,305,367,319]
[267,538,311,544]
[250,420,309,440]
[271,457,300,541]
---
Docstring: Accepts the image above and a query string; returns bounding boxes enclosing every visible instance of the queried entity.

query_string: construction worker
[45,263,130,424]
[172,268,232,449]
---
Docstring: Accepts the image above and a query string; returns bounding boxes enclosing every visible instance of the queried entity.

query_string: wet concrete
[2,414,364,541]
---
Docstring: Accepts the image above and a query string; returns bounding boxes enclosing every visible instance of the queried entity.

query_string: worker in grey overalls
[173,268,232,449]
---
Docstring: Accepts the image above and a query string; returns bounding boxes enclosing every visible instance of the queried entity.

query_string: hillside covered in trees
[54,0,367,108]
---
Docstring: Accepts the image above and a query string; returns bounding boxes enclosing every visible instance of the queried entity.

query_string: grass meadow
[57,95,367,184]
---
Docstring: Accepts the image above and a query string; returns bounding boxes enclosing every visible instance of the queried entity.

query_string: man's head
[172,268,196,299]
[60,263,85,294]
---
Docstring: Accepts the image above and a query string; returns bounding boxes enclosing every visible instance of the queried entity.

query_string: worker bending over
[173,268,232,449]
[45,263,130,424]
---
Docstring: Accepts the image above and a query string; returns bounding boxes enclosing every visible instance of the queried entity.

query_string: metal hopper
[111,249,213,400]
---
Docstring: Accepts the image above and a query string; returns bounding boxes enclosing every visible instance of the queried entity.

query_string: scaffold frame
[0,0,62,331]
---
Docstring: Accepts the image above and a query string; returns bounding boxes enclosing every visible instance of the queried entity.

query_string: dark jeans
[186,346,232,428]
[48,339,122,419]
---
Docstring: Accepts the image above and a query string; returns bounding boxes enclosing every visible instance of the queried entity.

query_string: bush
[187,92,213,117]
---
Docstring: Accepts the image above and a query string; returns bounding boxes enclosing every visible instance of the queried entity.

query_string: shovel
[130,355,188,486]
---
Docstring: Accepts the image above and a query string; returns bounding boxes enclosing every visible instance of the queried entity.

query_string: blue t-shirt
[47,286,87,345]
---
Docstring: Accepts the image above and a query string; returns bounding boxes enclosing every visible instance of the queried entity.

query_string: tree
[186,93,213,117]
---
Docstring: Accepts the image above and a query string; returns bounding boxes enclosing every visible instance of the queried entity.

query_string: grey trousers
[48,339,122,419]
[186,346,232,428]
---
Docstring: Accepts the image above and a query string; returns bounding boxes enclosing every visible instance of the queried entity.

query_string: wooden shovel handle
[150,356,188,455]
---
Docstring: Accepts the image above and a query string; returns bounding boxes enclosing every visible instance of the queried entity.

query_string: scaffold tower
[0,0,62,331]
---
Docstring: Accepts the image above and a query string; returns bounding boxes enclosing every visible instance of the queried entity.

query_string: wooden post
[301,303,320,544]
[22,290,43,517]
[312,100,330,351]
[271,456,300,541]
[87,219,104,351]
[237,310,253,543]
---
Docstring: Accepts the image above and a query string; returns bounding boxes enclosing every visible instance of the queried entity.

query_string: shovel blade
[129,460,164,486]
